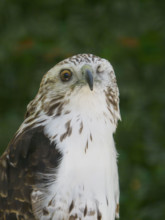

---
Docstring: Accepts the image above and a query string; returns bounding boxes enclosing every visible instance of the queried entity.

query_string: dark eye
[60,69,72,82]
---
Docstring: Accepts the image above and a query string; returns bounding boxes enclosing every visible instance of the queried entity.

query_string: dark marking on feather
[97,209,102,220]
[96,65,104,74]
[52,134,57,139]
[38,119,46,124]
[44,78,55,85]
[104,87,119,125]
[107,107,115,122]
[79,121,83,134]
[110,118,113,123]
[69,201,74,213]
[25,116,36,124]
[24,105,36,119]
[69,214,78,220]
[24,111,30,119]
[84,205,87,217]
[105,87,118,111]
[47,102,61,116]
[60,120,72,142]
[64,110,71,115]
[51,96,64,103]
[55,103,64,117]
[109,97,118,111]
[60,133,67,142]
[116,203,119,215]
[48,197,54,206]
[58,54,100,67]
[66,120,72,137]
[88,210,95,216]
[90,133,93,141]
[43,207,49,215]
[85,140,88,154]
[106,196,109,206]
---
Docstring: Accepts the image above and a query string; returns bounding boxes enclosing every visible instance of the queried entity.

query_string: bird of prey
[0,54,121,220]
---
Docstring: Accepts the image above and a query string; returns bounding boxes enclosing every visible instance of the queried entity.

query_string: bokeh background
[0,0,165,219]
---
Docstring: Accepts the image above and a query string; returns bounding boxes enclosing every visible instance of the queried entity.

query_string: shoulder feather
[0,125,61,219]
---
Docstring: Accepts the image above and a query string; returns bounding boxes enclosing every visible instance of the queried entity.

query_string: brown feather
[0,126,61,219]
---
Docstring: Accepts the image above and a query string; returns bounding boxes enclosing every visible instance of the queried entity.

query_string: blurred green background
[0,0,165,219]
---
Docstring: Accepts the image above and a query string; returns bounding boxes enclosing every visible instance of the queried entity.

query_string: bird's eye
[60,69,72,82]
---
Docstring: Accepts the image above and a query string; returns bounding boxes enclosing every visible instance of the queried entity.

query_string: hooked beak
[81,65,94,91]
[85,69,93,91]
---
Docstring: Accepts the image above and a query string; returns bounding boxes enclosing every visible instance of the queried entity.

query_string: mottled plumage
[0,54,121,220]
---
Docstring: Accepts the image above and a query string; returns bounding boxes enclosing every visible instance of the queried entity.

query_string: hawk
[0,54,121,220]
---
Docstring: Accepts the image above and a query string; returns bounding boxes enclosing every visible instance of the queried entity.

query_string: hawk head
[22,54,120,134]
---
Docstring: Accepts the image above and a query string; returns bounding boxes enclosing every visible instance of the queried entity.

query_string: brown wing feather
[0,126,61,220]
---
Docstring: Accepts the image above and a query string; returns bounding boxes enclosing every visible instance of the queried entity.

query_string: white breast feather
[31,87,119,220]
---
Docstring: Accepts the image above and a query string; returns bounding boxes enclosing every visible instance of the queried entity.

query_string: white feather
[31,86,119,220]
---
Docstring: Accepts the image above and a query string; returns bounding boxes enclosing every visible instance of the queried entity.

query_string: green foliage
[0,0,165,219]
